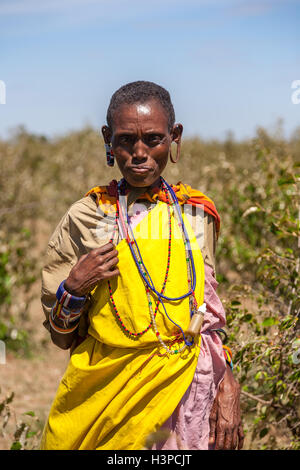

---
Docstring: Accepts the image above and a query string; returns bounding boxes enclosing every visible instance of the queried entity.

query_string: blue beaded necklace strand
[108,177,199,352]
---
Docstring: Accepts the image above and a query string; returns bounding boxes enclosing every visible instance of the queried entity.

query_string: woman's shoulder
[51,194,97,230]
[46,192,105,252]
[66,193,99,220]
[57,180,116,226]
[173,181,217,207]
[174,181,220,239]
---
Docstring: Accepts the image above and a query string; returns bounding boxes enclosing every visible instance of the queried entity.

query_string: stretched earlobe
[169,140,181,163]
[169,123,183,163]
[101,125,112,144]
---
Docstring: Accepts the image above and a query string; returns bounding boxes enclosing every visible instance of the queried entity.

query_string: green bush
[0,123,299,448]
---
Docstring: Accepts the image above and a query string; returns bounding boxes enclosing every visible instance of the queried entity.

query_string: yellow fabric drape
[40,202,205,450]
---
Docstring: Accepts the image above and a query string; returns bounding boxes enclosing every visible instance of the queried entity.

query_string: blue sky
[0,0,299,140]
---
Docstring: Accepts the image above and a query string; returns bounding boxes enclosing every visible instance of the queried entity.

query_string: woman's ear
[169,123,183,164]
[171,123,183,144]
[101,125,112,144]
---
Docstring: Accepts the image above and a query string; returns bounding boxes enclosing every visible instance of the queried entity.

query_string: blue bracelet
[56,280,87,310]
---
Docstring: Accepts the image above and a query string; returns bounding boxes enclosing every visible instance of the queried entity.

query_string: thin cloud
[0,0,103,15]
[0,0,225,16]
[229,0,297,17]
[0,0,229,37]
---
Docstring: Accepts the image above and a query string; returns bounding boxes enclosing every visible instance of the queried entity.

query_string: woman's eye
[117,134,164,147]
[119,135,134,145]
[145,135,163,146]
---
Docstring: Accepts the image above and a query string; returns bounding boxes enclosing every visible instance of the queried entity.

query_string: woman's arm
[41,197,119,350]
[209,364,244,450]
[50,324,79,350]
[203,215,244,449]
[47,244,119,350]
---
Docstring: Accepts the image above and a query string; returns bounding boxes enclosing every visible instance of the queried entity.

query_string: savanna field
[0,125,299,450]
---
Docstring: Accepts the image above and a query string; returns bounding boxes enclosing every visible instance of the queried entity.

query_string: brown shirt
[41,188,217,336]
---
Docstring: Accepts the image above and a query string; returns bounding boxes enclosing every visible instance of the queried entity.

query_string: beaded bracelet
[213,328,228,344]
[212,329,233,370]
[49,280,87,335]
[56,280,87,310]
[49,303,81,335]
[223,345,233,370]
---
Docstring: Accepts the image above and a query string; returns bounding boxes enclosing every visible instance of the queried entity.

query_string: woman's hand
[50,243,119,350]
[208,365,244,450]
[64,242,120,297]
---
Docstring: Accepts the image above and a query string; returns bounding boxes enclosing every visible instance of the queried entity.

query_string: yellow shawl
[40,199,205,450]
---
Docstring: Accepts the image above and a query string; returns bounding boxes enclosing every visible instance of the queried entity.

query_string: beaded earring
[105,143,114,167]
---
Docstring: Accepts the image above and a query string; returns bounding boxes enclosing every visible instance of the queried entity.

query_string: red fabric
[86,179,221,239]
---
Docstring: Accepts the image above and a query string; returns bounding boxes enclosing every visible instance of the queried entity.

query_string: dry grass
[0,123,299,449]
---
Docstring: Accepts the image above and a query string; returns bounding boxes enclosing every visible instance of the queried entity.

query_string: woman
[40,81,243,450]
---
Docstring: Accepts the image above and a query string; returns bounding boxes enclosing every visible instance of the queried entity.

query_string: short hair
[106,81,175,131]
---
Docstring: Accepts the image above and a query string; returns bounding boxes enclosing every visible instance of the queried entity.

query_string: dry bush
[0,122,299,449]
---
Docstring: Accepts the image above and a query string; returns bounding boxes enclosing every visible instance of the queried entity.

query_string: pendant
[185,303,206,337]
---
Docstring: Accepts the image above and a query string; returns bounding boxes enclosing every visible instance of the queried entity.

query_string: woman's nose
[132,139,148,159]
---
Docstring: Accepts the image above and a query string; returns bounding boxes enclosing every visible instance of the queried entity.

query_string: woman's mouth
[129,166,153,174]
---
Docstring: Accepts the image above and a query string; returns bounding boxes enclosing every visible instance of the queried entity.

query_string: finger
[208,422,216,446]
[103,267,120,279]
[76,253,89,266]
[215,430,225,450]
[223,431,233,450]
[105,256,119,270]
[100,248,118,263]
[93,243,116,256]
[208,409,217,446]
[238,424,245,450]
[102,241,116,252]
[208,434,216,447]
[232,428,238,450]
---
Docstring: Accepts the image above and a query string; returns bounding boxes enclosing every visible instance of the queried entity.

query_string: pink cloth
[129,203,227,450]
[152,263,226,450]
[128,203,149,227]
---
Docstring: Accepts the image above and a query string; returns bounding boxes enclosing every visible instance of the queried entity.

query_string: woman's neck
[125,176,162,192]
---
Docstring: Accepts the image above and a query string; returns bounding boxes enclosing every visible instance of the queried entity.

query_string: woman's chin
[123,171,158,188]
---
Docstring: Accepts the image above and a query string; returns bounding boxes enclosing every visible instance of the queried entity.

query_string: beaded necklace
[107,197,171,338]
[107,177,198,355]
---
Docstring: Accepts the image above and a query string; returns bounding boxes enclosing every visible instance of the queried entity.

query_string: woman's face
[102,99,182,188]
